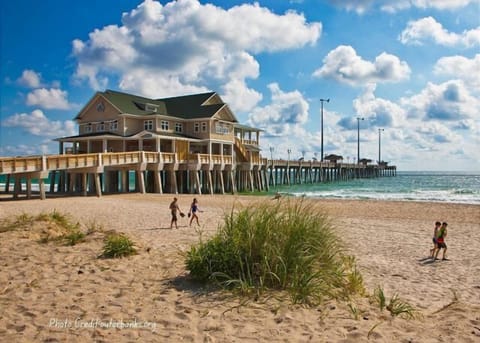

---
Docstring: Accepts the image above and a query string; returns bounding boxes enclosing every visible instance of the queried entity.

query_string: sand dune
[1,194,479,342]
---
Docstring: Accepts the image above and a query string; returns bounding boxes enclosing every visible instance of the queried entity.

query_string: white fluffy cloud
[248,83,309,136]
[434,54,480,91]
[2,109,76,138]
[72,0,321,112]
[329,0,476,13]
[26,88,71,110]
[401,80,479,121]
[313,45,410,86]
[17,69,42,88]
[399,17,480,47]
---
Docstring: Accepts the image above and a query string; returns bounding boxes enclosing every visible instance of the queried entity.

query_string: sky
[1,0,479,171]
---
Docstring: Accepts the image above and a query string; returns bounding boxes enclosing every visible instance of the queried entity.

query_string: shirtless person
[429,221,442,258]
[169,197,183,229]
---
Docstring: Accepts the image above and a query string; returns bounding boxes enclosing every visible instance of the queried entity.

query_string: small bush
[63,230,86,246]
[101,233,137,258]
[185,199,363,305]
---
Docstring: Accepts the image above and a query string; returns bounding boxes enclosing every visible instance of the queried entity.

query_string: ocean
[272,171,480,205]
[2,171,479,205]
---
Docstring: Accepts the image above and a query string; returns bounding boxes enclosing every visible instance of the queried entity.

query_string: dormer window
[145,103,158,112]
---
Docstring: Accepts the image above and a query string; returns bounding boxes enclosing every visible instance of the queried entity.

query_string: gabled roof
[102,90,168,116]
[159,92,232,120]
[77,89,236,121]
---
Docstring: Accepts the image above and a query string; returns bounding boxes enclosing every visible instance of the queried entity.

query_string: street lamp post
[320,98,330,161]
[356,117,364,163]
[378,128,384,163]
[287,148,291,161]
[269,146,274,161]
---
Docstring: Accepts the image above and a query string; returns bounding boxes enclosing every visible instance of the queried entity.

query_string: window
[161,120,169,131]
[175,123,183,133]
[215,123,230,135]
[110,120,118,131]
[145,103,158,112]
[194,122,200,132]
[97,122,105,131]
[85,123,92,133]
[201,122,207,132]
[144,120,153,131]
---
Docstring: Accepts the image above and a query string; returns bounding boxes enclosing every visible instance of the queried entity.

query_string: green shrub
[185,199,363,305]
[63,230,86,246]
[101,233,137,258]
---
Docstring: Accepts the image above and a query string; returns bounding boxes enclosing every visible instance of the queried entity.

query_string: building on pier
[0,89,396,199]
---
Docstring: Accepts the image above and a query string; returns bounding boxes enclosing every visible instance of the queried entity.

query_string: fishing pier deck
[0,152,396,200]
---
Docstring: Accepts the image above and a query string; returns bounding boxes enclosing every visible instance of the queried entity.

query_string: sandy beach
[1,194,479,342]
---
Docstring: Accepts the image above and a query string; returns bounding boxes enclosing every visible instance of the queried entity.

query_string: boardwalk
[0,152,396,200]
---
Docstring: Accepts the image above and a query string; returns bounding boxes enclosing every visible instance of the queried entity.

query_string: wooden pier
[0,151,396,200]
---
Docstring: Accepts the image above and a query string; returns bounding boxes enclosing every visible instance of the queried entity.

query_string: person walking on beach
[169,197,184,229]
[429,221,442,258]
[188,198,201,226]
[434,222,448,261]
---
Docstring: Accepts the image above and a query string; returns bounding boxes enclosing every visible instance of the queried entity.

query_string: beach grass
[185,199,364,305]
[100,233,137,258]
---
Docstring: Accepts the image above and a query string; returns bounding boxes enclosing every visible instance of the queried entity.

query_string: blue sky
[1,0,479,171]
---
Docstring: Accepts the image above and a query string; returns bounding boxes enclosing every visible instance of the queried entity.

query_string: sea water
[2,171,479,204]
[271,171,480,205]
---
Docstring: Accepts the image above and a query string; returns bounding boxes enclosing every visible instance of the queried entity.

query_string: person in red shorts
[434,222,448,261]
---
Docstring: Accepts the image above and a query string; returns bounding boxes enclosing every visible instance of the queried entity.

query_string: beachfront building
[55,89,265,195]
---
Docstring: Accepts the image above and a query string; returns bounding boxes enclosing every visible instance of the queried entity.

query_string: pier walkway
[0,151,396,200]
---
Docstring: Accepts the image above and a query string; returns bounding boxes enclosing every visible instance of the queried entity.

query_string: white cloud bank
[329,0,477,14]
[17,69,42,88]
[72,0,322,112]
[248,83,309,136]
[26,88,71,110]
[2,109,76,138]
[313,45,410,86]
[399,17,480,47]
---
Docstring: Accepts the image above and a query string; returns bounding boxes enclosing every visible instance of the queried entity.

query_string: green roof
[103,90,168,116]
[85,89,227,120]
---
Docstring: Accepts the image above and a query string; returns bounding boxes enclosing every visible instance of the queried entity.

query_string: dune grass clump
[100,233,137,258]
[0,210,86,246]
[371,286,418,319]
[186,199,364,305]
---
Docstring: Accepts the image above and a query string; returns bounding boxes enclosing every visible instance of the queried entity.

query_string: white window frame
[175,123,183,133]
[201,122,207,132]
[97,122,105,131]
[161,120,169,131]
[110,120,118,131]
[85,123,92,133]
[144,120,154,131]
[194,122,200,132]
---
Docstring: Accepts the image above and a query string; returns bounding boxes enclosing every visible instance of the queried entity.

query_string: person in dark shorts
[429,221,442,258]
[434,222,448,261]
[169,197,184,229]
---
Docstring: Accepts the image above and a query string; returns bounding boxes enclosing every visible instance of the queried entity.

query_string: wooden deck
[0,152,396,200]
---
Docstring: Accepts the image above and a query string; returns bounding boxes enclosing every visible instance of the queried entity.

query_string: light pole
[320,98,330,161]
[356,117,364,163]
[269,146,274,161]
[378,128,384,163]
[287,148,291,161]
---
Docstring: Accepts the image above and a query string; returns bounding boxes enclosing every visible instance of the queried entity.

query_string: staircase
[234,137,249,162]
